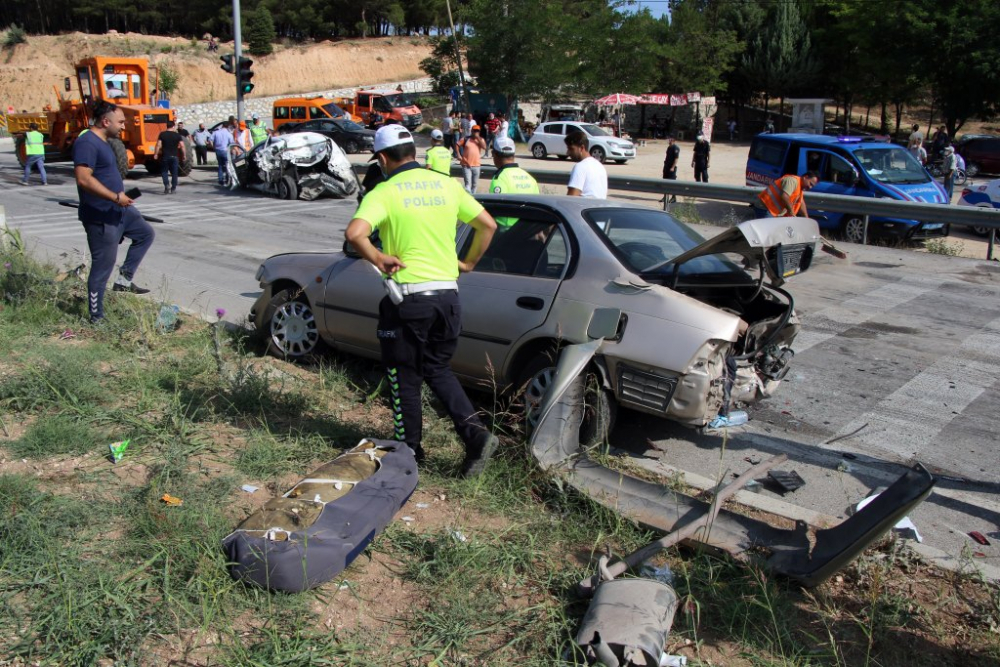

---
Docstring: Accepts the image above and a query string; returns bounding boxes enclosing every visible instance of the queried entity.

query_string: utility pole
[232,0,244,123]
[444,0,471,115]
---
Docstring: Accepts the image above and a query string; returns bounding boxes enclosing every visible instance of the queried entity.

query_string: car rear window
[750,139,785,167]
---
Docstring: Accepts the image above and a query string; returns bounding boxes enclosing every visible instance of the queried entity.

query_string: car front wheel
[841,216,867,244]
[531,143,547,159]
[277,175,298,200]
[344,139,359,154]
[966,162,980,177]
[519,352,617,450]
[263,288,326,360]
[590,146,606,163]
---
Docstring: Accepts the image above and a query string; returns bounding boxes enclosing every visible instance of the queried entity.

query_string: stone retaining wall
[173,77,433,127]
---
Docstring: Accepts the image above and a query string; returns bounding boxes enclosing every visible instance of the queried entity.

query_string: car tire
[972,203,993,236]
[590,146,606,163]
[518,352,617,450]
[109,137,129,179]
[840,216,867,244]
[531,143,547,159]
[344,140,359,154]
[277,175,298,200]
[262,288,326,360]
[966,162,980,177]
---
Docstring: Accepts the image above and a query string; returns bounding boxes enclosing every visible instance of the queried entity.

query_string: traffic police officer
[249,113,269,146]
[425,129,452,175]
[489,136,539,227]
[345,125,499,476]
[21,123,47,186]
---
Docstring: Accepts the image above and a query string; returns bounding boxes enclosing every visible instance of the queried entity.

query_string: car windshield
[382,94,411,108]
[334,119,365,132]
[583,208,748,282]
[322,103,346,118]
[855,147,930,184]
[581,124,612,137]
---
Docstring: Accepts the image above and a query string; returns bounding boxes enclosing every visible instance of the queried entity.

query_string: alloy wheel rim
[271,301,318,356]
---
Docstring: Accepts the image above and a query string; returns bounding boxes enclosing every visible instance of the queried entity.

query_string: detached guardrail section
[352,164,1000,258]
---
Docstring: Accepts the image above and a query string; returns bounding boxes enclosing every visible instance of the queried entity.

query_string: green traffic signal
[237,56,255,96]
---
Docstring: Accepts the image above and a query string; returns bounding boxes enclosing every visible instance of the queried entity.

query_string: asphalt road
[2,145,998,573]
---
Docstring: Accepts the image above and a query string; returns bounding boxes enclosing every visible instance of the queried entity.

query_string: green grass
[3,249,1000,666]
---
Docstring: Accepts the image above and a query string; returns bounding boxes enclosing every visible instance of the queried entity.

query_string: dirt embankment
[0,32,432,112]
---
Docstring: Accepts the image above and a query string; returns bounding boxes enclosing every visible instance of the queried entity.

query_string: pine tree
[246,6,276,57]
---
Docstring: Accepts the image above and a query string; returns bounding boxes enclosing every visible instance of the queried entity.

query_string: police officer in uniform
[20,123,47,186]
[345,125,499,476]
[425,129,452,175]
[489,136,539,227]
[249,113,270,146]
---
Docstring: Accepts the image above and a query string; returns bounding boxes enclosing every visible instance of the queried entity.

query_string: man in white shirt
[565,129,607,198]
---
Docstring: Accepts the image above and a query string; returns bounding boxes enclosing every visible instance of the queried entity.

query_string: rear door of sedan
[452,203,572,382]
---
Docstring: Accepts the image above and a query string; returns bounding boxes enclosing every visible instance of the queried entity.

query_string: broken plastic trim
[529,340,936,586]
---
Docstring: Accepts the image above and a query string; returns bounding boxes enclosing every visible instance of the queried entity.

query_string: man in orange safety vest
[758,171,819,218]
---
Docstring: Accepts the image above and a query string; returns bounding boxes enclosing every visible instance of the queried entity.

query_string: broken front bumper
[530,340,935,586]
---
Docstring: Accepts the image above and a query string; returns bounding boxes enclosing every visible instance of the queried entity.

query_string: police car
[957,178,1000,236]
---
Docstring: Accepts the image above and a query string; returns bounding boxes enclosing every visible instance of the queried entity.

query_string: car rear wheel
[966,162,980,177]
[841,216,867,244]
[531,143,547,159]
[972,203,993,236]
[518,352,617,450]
[590,146,606,163]
[344,139,359,154]
[262,288,326,360]
[277,175,298,200]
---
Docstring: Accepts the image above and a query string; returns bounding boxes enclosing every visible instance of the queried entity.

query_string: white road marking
[794,277,943,354]
[821,315,1000,462]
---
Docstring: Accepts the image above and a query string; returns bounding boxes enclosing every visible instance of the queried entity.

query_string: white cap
[493,135,516,156]
[373,124,414,153]
[252,113,259,120]
[943,145,955,154]
[430,128,444,140]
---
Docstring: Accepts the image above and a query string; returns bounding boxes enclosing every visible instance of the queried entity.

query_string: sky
[632,1,670,19]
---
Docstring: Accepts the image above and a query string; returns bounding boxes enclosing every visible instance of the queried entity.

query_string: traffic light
[237,57,255,95]
[220,54,234,74]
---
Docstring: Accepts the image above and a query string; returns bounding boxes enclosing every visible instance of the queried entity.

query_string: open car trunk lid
[667,217,821,286]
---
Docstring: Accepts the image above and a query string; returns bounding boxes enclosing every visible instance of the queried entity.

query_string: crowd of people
[908,123,964,200]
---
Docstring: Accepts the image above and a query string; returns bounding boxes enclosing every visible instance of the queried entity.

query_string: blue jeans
[161,156,179,191]
[83,206,155,320]
[23,155,47,184]
[215,149,229,184]
[944,172,955,202]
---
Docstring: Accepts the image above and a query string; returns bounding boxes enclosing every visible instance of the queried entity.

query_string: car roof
[756,133,894,150]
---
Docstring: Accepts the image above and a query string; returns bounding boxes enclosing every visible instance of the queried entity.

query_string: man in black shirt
[154,121,186,194]
[661,135,680,203]
[691,132,710,183]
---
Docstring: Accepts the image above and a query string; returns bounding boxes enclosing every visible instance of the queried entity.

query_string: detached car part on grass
[226,131,359,201]
[530,317,935,588]
[222,438,417,592]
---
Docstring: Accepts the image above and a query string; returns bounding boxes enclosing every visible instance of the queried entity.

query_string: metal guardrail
[351,163,1000,256]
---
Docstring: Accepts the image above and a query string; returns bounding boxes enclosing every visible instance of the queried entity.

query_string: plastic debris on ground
[640,563,675,587]
[401,516,415,523]
[450,529,468,543]
[707,410,749,429]
[856,493,922,542]
[241,484,259,494]
[160,494,183,506]
[108,439,130,463]
[156,304,180,332]
[415,502,429,509]
[660,655,688,667]
[59,329,75,340]
[969,531,991,546]
[767,469,806,494]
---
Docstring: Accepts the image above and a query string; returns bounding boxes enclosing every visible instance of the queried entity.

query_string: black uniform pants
[377,291,485,453]
[694,160,709,183]
[83,207,155,320]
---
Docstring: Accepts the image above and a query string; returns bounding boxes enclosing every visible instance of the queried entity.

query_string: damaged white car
[227,132,359,201]
[251,196,821,436]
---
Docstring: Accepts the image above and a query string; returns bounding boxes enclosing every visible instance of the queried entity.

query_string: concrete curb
[651,459,1000,583]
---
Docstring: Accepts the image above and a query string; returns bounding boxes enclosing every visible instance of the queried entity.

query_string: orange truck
[272,96,363,130]
[7,56,190,178]
[342,89,423,129]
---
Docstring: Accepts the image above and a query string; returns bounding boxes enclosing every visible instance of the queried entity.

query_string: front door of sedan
[320,254,385,358]
[453,207,571,384]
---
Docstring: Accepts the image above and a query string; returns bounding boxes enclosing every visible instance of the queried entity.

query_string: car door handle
[516,296,545,311]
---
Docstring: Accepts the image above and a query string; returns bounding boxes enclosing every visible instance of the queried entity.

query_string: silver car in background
[251,196,820,432]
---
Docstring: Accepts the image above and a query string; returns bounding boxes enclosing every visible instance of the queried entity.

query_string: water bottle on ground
[156,304,180,332]
[707,410,749,428]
